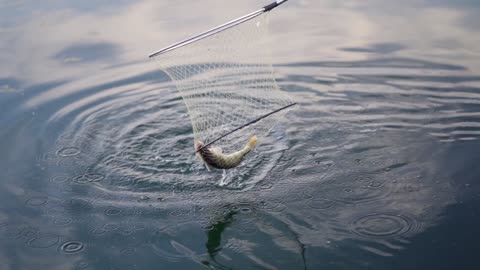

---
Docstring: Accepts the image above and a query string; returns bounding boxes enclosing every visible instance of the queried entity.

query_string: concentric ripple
[26,196,48,206]
[73,173,105,184]
[44,74,290,200]
[27,234,60,249]
[307,198,336,210]
[349,213,418,239]
[2,1,478,269]
[319,172,391,204]
[60,241,85,253]
[56,147,81,157]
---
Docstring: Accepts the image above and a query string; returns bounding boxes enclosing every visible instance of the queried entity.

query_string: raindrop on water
[350,213,418,239]
[27,234,60,249]
[57,147,81,157]
[60,241,85,253]
[26,196,48,206]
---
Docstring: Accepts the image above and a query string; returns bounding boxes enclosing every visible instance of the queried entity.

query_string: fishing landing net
[150,0,295,169]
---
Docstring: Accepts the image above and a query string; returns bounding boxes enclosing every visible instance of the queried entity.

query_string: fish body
[195,136,257,169]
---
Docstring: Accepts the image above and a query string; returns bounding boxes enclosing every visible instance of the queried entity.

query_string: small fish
[195,136,257,170]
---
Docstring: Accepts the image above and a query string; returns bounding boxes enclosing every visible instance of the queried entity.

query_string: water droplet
[64,199,93,212]
[74,173,105,184]
[367,181,384,189]
[350,213,417,239]
[121,247,136,256]
[105,207,121,216]
[90,227,107,236]
[50,175,69,183]
[302,192,313,199]
[60,241,84,253]
[257,199,286,212]
[307,198,335,210]
[27,234,60,248]
[26,196,48,206]
[103,223,119,231]
[57,147,81,157]
[259,182,273,189]
[137,195,150,202]
[240,207,252,213]
[74,260,89,269]
[239,222,257,234]
[53,217,73,226]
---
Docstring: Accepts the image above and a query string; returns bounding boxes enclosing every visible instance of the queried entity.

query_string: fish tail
[247,135,257,149]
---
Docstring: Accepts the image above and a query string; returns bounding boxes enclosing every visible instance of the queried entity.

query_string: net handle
[148,0,288,58]
[194,102,297,154]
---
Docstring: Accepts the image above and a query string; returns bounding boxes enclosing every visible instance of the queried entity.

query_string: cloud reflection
[0,0,479,269]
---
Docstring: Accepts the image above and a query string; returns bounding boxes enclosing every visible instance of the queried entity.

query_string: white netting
[154,13,294,163]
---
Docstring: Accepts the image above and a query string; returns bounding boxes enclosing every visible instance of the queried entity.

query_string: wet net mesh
[153,13,294,168]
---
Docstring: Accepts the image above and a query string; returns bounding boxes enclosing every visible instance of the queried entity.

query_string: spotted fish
[195,136,257,170]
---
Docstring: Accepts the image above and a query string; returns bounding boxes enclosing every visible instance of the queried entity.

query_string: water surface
[1,0,480,269]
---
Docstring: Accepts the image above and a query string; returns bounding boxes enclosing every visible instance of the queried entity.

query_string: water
[1,0,480,269]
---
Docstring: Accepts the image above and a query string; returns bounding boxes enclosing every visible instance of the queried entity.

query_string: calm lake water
[1,0,480,269]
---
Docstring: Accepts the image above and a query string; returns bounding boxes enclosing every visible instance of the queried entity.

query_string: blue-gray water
[1,0,480,269]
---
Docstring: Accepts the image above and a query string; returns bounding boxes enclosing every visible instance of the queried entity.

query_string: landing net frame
[149,0,295,154]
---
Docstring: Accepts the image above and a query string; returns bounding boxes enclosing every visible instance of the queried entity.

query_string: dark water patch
[62,198,93,213]
[348,145,388,154]
[340,43,406,54]
[0,77,21,93]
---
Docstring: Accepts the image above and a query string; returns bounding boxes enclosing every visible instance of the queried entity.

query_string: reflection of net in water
[150,1,295,168]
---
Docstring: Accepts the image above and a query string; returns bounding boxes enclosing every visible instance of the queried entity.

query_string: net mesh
[153,13,294,168]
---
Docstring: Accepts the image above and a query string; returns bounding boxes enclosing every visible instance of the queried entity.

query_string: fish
[195,136,257,170]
